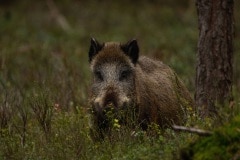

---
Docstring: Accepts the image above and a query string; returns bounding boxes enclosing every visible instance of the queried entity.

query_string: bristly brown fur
[91,42,133,69]
[134,56,194,128]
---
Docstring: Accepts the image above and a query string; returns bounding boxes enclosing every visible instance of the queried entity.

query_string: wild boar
[88,38,194,137]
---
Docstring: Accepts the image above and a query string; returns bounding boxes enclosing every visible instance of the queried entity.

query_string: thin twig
[46,0,71,32]
[172,125,213,136]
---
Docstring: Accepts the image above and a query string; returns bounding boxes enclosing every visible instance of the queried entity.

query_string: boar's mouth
[92,95,118,117]
[100,100,119,117]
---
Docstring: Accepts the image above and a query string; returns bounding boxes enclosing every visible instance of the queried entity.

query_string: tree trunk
[195,0,234,117]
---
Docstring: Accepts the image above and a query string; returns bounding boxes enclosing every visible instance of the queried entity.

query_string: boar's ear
[89,38,103,62]
[121,39,139,64]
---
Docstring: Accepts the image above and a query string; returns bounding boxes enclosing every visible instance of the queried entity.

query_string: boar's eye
[119,70,131,81]
[94,71,103,81]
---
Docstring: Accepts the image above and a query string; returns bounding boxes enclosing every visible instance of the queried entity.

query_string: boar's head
[89,38,139,119]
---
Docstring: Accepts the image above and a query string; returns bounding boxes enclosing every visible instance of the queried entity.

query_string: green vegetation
[0,0,240,159]
[181,115,240,160]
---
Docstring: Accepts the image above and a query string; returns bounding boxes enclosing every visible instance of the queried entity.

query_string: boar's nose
[92,88,118,114]
[103,87,118,108]
[104,91,118,108]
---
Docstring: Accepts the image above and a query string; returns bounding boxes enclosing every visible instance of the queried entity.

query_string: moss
[181,115,240,160]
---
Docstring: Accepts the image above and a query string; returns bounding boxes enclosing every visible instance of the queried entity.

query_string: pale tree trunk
[195,0,234,117]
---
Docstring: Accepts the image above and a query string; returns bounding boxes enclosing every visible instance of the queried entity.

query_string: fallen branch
[172,125,213,136]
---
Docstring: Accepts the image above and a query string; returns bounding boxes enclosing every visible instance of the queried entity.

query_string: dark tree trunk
[195,0,234,117]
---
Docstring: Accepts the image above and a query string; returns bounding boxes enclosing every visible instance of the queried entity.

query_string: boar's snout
[93,86,130,114]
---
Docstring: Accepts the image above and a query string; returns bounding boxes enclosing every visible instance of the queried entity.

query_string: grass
[0,0,240,159]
